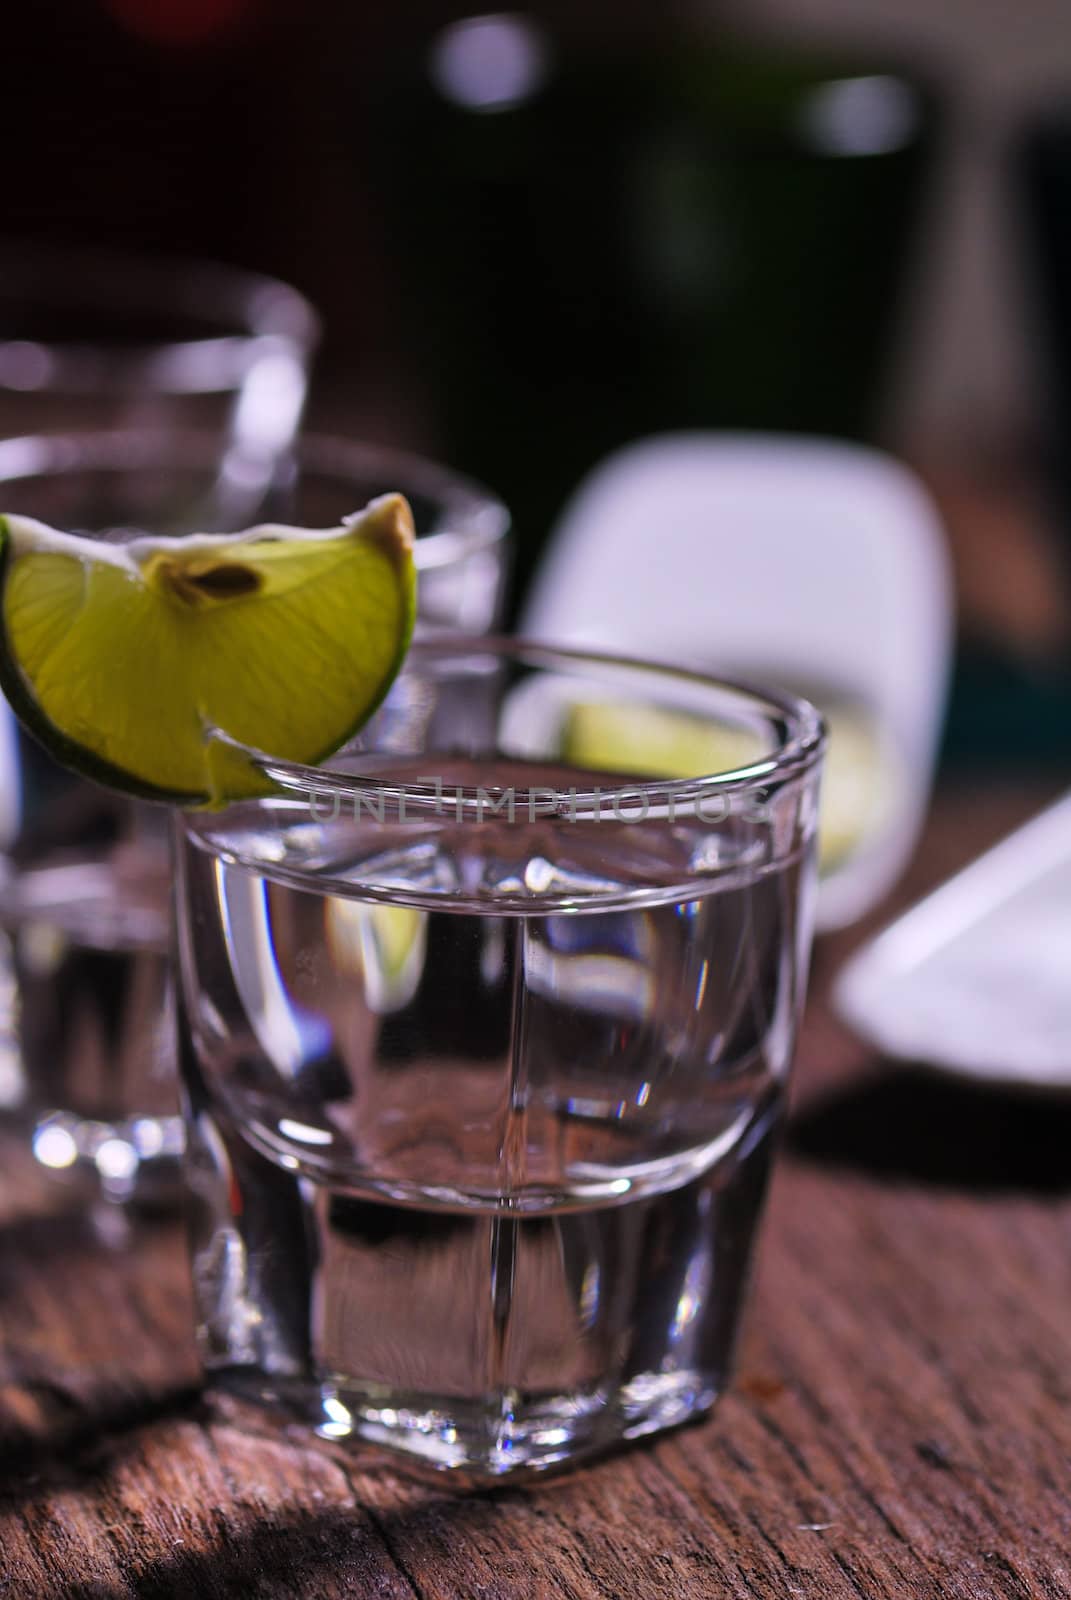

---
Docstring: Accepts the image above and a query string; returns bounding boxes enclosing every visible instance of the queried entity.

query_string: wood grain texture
[1,781,1070,1599]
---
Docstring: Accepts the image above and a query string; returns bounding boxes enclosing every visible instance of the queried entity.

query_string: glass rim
[0,429,510,567]
[234,635,827,818]
[0,243,319,392]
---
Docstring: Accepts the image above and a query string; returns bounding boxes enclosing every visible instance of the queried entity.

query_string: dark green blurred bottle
[932,103,1071,770]
[365,13,936,607]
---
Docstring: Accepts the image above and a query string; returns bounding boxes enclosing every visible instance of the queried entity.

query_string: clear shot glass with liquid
[174,638,825,1479]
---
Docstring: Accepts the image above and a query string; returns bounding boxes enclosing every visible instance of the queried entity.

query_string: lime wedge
[0,496,416,806]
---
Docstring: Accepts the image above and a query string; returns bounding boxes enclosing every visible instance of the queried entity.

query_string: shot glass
[0,433,509,1201]
[0,243,318,1190]
[0,244,318,474]
[174,639,825,1479]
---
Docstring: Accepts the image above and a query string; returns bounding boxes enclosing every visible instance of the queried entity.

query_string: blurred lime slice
[326,901,427,1012]
[562,701,767,781]
[562,696,889,875]
[0,495,416,806]
[815,703,893,873]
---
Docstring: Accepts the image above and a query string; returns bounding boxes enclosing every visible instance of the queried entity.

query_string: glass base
[31,1109,185,1206]
[185,1086,782,1483]
[215,1367,719,1481]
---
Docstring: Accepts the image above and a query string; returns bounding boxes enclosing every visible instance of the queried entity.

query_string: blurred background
[2,0,1071,769]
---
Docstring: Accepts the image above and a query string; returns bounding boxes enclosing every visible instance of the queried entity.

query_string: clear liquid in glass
[178,764,811,1478]
[0,837,181,1201]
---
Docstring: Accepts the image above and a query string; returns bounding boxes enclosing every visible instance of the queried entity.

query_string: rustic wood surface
[1,780,1070,1600]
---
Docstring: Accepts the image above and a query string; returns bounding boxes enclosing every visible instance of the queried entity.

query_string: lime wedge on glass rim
[0,495,416,807]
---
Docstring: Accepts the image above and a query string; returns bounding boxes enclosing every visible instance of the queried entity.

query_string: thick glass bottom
[216,1367,719,1480]
[184,1088,781,1480]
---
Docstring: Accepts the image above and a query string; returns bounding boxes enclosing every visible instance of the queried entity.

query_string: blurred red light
[103,0,256,48]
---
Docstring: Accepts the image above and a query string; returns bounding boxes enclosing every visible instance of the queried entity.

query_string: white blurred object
[835,791,1071,1088]
[522,433,953,929]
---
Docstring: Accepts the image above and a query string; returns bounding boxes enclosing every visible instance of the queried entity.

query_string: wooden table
[1,782,1069,1599]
